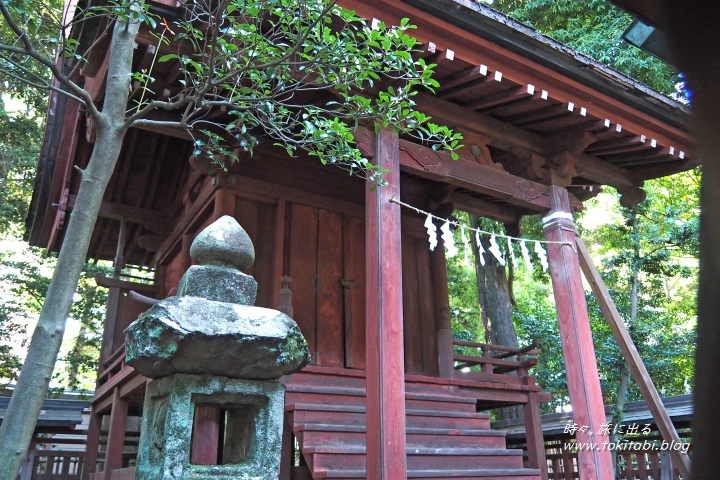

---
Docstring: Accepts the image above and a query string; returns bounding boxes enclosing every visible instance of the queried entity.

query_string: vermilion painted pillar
[104,387,129,479]
[542,185,614,480]
[365,126,408,480]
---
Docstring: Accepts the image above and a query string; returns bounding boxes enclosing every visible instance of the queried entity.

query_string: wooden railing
[95,275,159,370]
[544,446,683,480]
[451,339,540,385]
[20,451,84,480]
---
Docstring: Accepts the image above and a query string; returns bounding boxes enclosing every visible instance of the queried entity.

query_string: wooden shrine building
[25,1,695,479]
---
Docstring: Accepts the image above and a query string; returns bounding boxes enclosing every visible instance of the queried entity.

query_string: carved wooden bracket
[547,131,597,159]
[456,128,504,171]
[546,131,597,185]
[508,146,548,182]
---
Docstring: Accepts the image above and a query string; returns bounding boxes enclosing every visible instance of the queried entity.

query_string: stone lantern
[125,216,309,480]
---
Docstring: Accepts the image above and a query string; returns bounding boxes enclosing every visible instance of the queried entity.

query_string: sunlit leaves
[150,0,461,182]
[490,0,679,94]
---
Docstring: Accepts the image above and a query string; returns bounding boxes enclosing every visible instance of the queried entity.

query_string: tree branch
[0,1,100,118]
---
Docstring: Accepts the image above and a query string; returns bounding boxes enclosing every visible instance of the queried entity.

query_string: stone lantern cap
[124,216,309,380]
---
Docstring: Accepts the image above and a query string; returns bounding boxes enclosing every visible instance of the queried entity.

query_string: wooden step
[284,372,543,480]
[314,468,543,479]
[296,425,508,449]
[288,404,492,430]
[310,446,525,472]
[285,385,478,412]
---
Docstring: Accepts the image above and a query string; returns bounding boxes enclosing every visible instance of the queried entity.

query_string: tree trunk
[610,364,631,468]
[469,214,522,421]
[611,210,640,474]
[0,10,141,478]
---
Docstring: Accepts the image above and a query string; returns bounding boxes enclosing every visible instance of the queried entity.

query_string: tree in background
[0,105,42,236]
[490,0,679,94]
[510,172,698,414]
[587,173,698,419]
[0,248,110,391]
[445,168,698,418]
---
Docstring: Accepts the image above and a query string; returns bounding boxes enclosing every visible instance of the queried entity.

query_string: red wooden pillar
[365,126,408,480]
[83,406,102,475]
[104,387,128,479]
[542,185,613,480]
[523,392,548,480]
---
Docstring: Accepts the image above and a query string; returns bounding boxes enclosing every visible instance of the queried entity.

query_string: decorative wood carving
[397,139,552,212]
[506,146,548,182]
[456,129,504,171]
[399,143,442,171]
[546,131,597,185]
[353,127,375,158]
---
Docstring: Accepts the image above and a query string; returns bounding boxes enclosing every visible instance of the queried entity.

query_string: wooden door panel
[289,203,319,360]
[315,210,345,367]
[343,215,366,369]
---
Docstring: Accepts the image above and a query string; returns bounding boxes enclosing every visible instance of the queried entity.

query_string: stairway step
[296,424,505,436]
[285,385,478,403]
[299,429,508,449]
[305,446,521,455]
[287,403,491,419]
[286,371,367,388]
[315,468,542,479]
[286,385,478,412]
[312,449,525,471]
[289,404,491,430]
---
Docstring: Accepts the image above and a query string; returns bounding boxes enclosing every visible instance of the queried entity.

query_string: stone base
[135,374,284,480]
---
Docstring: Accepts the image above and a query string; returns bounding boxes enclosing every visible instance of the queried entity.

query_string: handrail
[103,343,126,369]
[94,274,159,293]
[451,339,539,357]
[451,340,540,376]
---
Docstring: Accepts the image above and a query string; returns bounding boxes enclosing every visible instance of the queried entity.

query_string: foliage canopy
[491,0,680,95]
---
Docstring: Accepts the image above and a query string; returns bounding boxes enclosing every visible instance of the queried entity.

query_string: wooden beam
[191,406,221,465]
[542,186,614,480]
[466,84,536,111]
[213,188,236,219]
[365,126,407,480]
[397,138,552,212]
[414,92,546,154]
[436,64,489,93]
[67,195,169,231]
[576,154,639,190]
[507,102,575,128]
[449,192,519,224]
[270,199,287,309]
[438,69,501,99]
[94,274,159,294]
[83,408,102,475]
[576,236,692,478]
[429,243,453,379]
[585,135,648,156]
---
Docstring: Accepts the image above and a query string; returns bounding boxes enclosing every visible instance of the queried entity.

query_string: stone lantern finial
[177,216,258,305]
[190,215,255,271]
